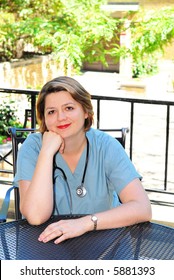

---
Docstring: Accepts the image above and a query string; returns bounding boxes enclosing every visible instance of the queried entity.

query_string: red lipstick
[57,124,71,129]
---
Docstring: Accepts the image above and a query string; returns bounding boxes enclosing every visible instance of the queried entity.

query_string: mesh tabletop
[0,216,174,260]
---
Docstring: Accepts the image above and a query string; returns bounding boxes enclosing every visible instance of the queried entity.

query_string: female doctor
[15,76,152,244]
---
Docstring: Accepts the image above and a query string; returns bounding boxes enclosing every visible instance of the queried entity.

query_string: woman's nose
[57,110,67,120]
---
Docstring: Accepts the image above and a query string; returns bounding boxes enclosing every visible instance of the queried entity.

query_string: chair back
[8,127,36,220]
[100,127,129,148]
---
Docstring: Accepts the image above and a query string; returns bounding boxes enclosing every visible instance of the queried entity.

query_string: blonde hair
[36,76,94,133]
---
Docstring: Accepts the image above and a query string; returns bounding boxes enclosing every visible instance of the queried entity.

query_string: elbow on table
[141,201,152,222]
[26,215,50,226]
[145,209,152,222]
[130,199,152,224]
[21,208,51,225]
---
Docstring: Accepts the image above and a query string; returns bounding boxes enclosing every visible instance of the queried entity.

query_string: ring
[58,227,63,235]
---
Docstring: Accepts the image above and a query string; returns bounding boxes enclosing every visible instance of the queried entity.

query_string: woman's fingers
[38,217,88,244]
[59,138,65,154]
[38,222,63,242]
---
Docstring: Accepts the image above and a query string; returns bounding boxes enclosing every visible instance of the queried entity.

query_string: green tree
[0,0,120,73]
[106,7,174,77]
[1,2,174,76]
[129,7,174,77]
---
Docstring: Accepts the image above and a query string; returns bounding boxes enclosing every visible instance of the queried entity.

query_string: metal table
[0,215,174,260]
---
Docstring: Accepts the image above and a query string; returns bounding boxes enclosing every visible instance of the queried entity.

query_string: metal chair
[10,127,36,220]
[0,109,33,183]
[23,109,32,128]
[100,127,129,148]
[0,128,36,222]
[0,127,128,221]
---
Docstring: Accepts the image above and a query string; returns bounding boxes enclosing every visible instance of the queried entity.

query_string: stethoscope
[53,138,89,214]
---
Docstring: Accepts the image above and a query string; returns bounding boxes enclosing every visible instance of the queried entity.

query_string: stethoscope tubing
[53,138,89,214]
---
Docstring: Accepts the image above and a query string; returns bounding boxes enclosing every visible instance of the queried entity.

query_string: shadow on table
[0,216,174,260]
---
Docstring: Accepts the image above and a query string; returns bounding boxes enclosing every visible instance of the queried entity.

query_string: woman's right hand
[42,131,65,155]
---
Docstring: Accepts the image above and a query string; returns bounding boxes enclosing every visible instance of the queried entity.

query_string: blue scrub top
[14,128,141,215]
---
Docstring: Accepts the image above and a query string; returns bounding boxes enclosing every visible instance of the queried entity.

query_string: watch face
[91,215,98,230]
[92,216,97,222]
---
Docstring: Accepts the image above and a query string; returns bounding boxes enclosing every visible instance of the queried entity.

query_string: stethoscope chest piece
[76,184,87,197]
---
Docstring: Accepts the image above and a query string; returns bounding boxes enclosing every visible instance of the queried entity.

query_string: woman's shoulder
[86,128,119,148]
[25,131,42,142]
[20,131,42,151]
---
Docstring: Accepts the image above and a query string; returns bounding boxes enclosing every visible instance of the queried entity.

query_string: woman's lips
[57,123,71,129]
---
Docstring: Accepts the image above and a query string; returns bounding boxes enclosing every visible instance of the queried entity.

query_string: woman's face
[44,91,88,139]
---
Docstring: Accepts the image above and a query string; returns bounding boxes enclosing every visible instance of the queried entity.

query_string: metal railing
[0,87,174,195]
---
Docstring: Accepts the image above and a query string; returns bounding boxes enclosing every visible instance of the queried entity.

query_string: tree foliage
[129,7,174,76]
[1,1,174,76]
[0,0,120,74]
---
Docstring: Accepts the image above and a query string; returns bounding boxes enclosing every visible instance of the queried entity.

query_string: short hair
[36,76,94,133]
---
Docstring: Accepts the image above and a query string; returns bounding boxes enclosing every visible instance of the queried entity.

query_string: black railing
[0,87,174,196]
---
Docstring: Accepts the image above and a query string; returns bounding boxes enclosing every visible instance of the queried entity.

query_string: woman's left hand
[38,216,91,244]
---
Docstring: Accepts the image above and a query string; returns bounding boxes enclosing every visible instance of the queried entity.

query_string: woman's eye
[66,106,74,111]
[48,110,55,115]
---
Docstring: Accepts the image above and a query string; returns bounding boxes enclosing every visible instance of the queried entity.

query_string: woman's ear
[84,112,89,119]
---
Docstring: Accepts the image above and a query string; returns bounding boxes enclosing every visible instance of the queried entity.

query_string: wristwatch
[91,215,98,230]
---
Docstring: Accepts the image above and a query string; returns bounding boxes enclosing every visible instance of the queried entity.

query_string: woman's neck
[63,133,87,156]
[62,133,87,173]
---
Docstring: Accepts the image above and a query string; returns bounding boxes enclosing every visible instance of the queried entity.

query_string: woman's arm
[19,131,64,225]
[91,178,152,230]
[38,178,152,244]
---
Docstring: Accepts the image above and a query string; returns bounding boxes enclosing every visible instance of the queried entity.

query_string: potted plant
[0,99,23,145]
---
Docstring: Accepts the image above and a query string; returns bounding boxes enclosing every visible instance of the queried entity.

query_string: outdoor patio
[0,65,174,227]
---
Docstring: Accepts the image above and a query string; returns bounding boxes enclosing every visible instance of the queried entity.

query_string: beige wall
[140,0,174,9]
[109,0,174,6]
[140,0,174,59]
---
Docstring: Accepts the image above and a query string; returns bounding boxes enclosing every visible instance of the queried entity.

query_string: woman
[15,76,151,244]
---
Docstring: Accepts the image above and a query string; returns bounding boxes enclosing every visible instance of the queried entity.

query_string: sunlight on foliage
[1,2,174,76]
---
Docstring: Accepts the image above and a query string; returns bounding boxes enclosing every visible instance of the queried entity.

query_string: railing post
[97,99,100,129]
[130,102,134,160]
[31,95,36,128]
[164,105,170,191]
